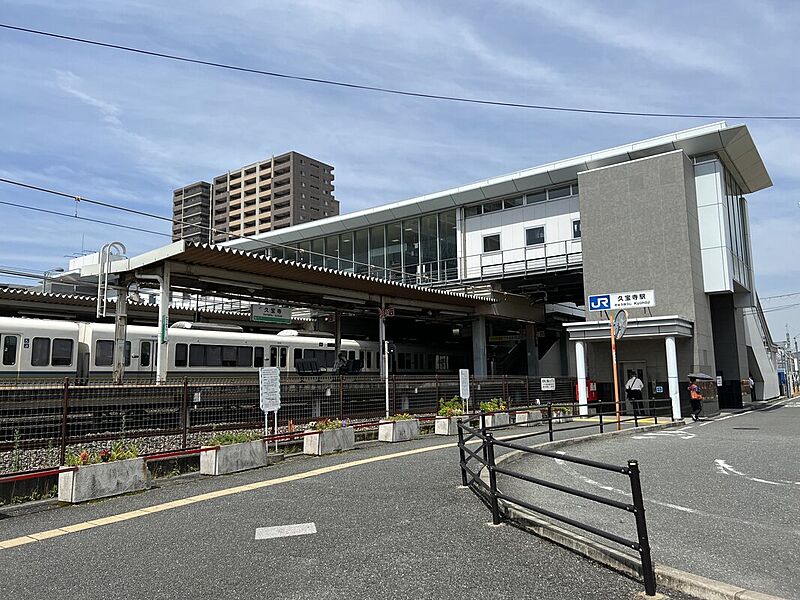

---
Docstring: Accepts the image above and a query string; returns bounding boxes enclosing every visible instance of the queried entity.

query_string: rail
[456,407,659,597]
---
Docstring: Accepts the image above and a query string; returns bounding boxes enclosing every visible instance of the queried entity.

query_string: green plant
[437,396,464,417]
[208,431,263,446]
[552,403,573,415]
[386,413,414,421]
[65,441,139,466]
[309,419,343,431]
[480,397,507,413]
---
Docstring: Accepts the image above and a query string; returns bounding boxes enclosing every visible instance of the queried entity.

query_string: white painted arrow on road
[714,459,800,487]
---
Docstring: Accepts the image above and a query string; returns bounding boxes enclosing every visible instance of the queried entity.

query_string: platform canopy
[78,241,494,317]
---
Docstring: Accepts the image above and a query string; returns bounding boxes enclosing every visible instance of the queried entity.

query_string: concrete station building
[224,122,781,413]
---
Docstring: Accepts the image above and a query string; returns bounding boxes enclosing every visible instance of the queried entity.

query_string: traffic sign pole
[609,315,622,431]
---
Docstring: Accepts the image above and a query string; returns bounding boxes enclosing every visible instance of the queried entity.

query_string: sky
[0,0,798,345]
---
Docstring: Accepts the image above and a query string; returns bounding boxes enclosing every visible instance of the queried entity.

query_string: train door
[0,334,21,379]
[269,345,289,371]
[139,340,155,381]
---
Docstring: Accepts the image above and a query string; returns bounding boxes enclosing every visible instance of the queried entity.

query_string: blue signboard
[588,294,611,311]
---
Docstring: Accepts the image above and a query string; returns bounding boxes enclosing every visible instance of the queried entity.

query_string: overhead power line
[2,22,800,121]
[761,291,800,301]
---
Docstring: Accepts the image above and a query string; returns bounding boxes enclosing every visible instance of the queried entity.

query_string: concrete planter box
[514,410,542,426]
[58,457,150,504]
[435,416,462,436]
[304,426,355,455]
[484,412,510,428]
[200,440,277,476]
[554,412,573,424]
[378,419,420,442]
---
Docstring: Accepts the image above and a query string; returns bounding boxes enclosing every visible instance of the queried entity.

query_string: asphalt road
[502,397,800,599]
[0,421,693,600]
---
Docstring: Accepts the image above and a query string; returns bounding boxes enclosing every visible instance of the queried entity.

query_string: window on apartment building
[483,234,501,253]
[525,226,545,246]
[572,220,581,239]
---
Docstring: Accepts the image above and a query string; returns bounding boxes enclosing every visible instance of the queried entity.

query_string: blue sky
[0,0,798,344]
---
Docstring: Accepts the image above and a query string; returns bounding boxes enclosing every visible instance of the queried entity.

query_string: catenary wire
[2,23,800,121]
[0,178,414,280]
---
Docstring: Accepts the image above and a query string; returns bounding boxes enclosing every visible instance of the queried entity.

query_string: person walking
[625,371,645,415]
[688,377,703,421]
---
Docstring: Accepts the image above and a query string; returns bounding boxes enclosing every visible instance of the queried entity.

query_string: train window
[365,351,371,369]
[221,345,237,367]
[189,345,204,367]
[293,348,302,363]
[347,350,355,361]
[95,340,131,367]
[175,344,188,367]
[413,353,423,370]
[437,355,450,371]
[279,347,287,368]
[140,341,151,368]
[304,349,335,368]
[31,337,51,366]
[51,338,74,367]
[238,347,253,367]
[254,347,265,368]
[426,354,436,371]
[2,335,18,366]
[270,346,278,367]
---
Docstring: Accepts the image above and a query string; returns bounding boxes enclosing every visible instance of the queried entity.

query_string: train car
[0,317,80,380]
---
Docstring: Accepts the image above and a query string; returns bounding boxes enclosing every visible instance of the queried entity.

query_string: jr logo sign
[588,294,611,311]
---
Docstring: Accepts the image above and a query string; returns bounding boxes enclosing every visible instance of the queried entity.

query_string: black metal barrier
[456,407,659,597]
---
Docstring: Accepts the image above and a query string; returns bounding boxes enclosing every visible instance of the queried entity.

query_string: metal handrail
[456,416,657,597]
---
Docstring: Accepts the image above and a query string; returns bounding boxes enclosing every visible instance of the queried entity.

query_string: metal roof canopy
[564,315,694,341]
[227,122,772,251]
[80,241,493,316]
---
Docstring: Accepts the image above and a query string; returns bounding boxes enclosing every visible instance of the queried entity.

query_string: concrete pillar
[526,323,539,377]
[575,340,588,416]
[156,263,171,384]
[112,286,128,385]
[665,335,681,420]
[472,316,487,377]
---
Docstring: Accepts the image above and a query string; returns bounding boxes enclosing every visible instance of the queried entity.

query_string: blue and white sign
[588,290,655,312]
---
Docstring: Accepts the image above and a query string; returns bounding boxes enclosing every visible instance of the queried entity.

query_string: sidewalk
[0,423,693,600]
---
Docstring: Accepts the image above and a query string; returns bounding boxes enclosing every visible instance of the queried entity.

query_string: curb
[481,422,787,600]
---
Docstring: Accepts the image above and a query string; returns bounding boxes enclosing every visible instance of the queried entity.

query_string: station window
[31,337,50,367]
[482,200,502,214]
[572,220,581,239]
[51,338,74,367]
[525,191,547,204]
[525,226,545,246]
[2,335,18,366]
[464,205,482,218]
[548,185,572,199]
[503,196,523,209]
[483,234,501,253]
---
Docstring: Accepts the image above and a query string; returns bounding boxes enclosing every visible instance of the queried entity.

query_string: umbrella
[687,372,714,381]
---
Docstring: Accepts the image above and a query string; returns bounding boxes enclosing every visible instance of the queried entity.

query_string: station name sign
[251,304,293,324]
[588,290,655,312]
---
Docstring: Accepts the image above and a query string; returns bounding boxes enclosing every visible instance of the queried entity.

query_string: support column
[526,323,539,377]
[472,316,487,378]
[665,336,681,420]
[575,340,588,416]
[334,310,342,362]
[378,298,386,377]
[112,285,128,385]
[156,263,171,384]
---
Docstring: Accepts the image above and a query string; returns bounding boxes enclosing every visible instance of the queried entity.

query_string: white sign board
[541,377,556,391]
[259,367,281,412]
[588,290,655,312]
[458,369,470,399]
[251,304,293,324]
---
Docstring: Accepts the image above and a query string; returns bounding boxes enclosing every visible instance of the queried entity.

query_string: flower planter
[58,457,150,504]
[484,412,510,428]
[303,426,355,455]
[554,412,573,424]
[435,416,462,436]
[378,419,420,443]
[514,410,542,426]
[200,440,281,476]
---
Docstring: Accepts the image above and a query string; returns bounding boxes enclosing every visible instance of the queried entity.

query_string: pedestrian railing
[457,410,658,597]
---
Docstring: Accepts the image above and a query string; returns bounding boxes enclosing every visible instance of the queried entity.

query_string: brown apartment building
[171,151,337,244]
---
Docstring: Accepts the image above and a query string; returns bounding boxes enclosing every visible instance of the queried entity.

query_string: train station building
[51,121,781,416]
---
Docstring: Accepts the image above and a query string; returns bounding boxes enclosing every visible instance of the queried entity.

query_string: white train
[0,317,466,381]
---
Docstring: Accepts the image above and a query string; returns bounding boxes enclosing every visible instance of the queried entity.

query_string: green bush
[65,440,139,467]
[309,419,344,431]
[208,431,263,446]
[438,396,464,417]
[480,398,507,413]
[386,413,415,421]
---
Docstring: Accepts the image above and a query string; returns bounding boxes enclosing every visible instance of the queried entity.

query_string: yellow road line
[0,440,458,552]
